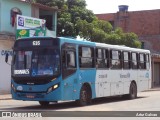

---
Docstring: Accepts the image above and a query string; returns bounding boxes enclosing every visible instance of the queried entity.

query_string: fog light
[47,87,52,93]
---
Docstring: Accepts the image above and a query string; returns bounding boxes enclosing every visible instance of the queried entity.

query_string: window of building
[40,15,53,30]
[141,42,145,49]
[11,7,22,27]
[79,46,94,68]
[109,21,115,29]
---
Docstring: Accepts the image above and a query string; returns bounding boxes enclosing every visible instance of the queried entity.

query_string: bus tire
[129,82,137,99]
[39,101,49,106]
[78,85,92,106]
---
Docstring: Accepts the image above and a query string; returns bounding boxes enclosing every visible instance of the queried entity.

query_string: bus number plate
[26,94,35,99]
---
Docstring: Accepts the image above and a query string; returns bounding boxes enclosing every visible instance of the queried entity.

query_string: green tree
[35,0,94,37]
[35,0,141,48]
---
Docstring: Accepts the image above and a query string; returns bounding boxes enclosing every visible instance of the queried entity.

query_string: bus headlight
[47,84,59,94]
[53,84,58,89]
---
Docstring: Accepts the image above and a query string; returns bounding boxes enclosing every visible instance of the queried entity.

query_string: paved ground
[0,87,160,100]
[0,88,160,120]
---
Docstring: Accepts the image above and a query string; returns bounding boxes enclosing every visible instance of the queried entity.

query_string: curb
[0,94,12,100]
[0,98,12,100]
[147,89,160,91]
[144,88,160,92]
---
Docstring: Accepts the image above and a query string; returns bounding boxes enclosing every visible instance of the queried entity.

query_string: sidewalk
[0,87,160,100]
[0,94,12,100]
[147,87,160,91]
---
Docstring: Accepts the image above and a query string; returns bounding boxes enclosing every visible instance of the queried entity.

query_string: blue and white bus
[6,37,151,106]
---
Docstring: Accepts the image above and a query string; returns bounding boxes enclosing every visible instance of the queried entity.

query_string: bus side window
[145,54,150,70]
[104,49,109,68]
[139,53,145,69]
[131,52,138,69]
[79,46,94,68]
[110,50,121,69]
[123,51,130,69]
[96,48,104,68]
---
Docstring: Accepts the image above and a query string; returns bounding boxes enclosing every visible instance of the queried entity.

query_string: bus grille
[17,93,45,98]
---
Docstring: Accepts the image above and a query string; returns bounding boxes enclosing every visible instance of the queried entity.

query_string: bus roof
[96,42,150,53]
[16,36,150,53]
[59,37,150,54]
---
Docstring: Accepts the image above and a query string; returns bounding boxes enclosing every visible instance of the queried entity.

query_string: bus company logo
[18,16,24,27]
[14,69,30,75]
[17,86,23,91]
[99,74,108,79]
[120,73,130,78]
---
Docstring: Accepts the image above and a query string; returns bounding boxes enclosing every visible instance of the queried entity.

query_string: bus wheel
[78,85,92,106]
[129,82,137,99]
[39,101,49,106]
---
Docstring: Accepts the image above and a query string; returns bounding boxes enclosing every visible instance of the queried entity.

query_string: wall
[0,37,14,94]
[31,5,39,18]
[0,0,31,34]
[96,9,160,54]
[128,10,160,36]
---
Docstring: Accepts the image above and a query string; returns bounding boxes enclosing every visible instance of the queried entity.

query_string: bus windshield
[12,49,60,77]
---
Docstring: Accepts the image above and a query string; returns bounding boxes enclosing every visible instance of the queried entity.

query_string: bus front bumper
[11,88,61,102]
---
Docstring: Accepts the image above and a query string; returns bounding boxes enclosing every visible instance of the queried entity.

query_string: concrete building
[0,0,58,94]
[96,5,160,87]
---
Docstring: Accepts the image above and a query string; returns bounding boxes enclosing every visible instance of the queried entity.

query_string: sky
[86,0,160,14]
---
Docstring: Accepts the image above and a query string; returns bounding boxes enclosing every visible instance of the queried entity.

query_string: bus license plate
[26,94,35,99]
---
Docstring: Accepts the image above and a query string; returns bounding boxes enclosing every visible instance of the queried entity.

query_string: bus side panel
[137,70,151,92]
[123,70,137,94]
[95,69,140,97]
[79,69,97,99]
[95,70,110,97]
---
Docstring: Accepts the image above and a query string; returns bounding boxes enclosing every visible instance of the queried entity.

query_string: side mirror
[5,53,9,63]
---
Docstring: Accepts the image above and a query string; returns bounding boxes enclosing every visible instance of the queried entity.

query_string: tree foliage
[35,0,141,48]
